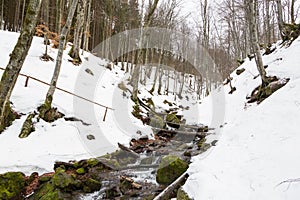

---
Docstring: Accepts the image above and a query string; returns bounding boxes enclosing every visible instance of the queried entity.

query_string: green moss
[76,168,85,175]
[82,178,101,193]
[30,182,63,200]
[87,158,99,167]
[0,102,18,134]
[132,103,142,119]
[0,172,25,200]
[177,187,192,200]
[156,155,188,185]
[19,113,36,138]
[39,176,51,183]
[51,171,76,191]
[166,113,180,124]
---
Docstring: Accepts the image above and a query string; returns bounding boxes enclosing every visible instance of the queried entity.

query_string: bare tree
[0,0,42,133]
[276,0,285,40]
[247,0,268,85]
[39,0,78,120]
[131,0,159,101]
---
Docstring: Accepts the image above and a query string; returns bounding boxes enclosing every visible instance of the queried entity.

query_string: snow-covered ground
[2,30,299,199]
[183,38,300,199]
[0,31,152,175]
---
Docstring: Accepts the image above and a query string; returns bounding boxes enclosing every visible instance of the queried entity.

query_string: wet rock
[150,115,165,129]
[104,186,121,199]
[0,172,25,200]
[156,155,188,185]
[120,176,142,195]
[51,169,77,192]
[29,182,63,200]
[82,178,101,193]
[236,68,245,75]
[86,134,95,140]
[85,68,94,76]
[166,113,181,128]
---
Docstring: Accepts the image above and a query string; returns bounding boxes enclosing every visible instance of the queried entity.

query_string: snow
[0,31,152,175]
[1,29,300,199]
[183,38,300,199]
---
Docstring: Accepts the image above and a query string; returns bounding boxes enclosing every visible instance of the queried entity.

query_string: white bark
[45,0,78,105]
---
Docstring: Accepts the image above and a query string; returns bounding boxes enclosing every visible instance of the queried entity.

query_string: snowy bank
[183,38,300,199]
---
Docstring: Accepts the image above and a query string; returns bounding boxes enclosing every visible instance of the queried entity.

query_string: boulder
[156,155,188,185]
[0,172,25,200]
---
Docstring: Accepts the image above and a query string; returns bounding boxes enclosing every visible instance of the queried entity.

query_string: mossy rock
[0,102,18,134]
[51,171,77,192]
[30,182,63,200]
[156,155,189,185]
[150,115,165,129]
[39,176,51,183]
[177,187,192,200]
[146,98,155,108]
[141,157,154,165]
[166,113,181,128]
[0,172,25,200]
[87,158,99,167]
[236,68,245,75]
[19,113,36,138]
[82,178,101,193]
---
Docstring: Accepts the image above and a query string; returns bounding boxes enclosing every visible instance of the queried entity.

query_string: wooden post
[103,107,108,122]
[25,76,30,87]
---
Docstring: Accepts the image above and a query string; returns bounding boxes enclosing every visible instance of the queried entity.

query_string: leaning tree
[0,0,42,133]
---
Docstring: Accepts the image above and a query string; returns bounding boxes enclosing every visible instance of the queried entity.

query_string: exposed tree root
[247,76,290,104]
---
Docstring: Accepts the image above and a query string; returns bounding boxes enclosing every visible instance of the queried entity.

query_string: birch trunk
[43,0,78,108]
[0,0,42,133]
[248,0,268,85]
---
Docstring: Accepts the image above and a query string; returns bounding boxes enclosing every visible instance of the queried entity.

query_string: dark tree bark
[0,0,42,133]
[0,0,3,29]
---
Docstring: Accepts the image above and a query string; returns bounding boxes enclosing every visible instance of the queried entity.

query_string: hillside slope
[0,31,153,174]
[183,38,300,199]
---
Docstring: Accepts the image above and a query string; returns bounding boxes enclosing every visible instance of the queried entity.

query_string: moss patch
[177,187,192,200]
[0,172,25,200]
[156,155,188,185]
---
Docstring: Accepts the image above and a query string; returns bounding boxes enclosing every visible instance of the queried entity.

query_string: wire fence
[0,67,113,121]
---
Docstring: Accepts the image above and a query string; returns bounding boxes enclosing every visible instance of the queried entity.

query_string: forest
[0,0,300,199]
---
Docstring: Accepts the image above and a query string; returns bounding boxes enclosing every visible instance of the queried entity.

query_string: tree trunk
[0,0,42,133]
[42,0,78,112]
[43,0,49,57]
[276,0,285,40]
[69,0,85,64]
[82,0,92,53]
[291,0,295,24]
[0,0,3,29]
[20,0,26,29]
[248,0,268,85]
[131,0,159,101]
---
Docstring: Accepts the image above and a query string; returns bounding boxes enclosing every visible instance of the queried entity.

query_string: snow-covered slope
[0,31,152,175]
[183,38,300,199]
